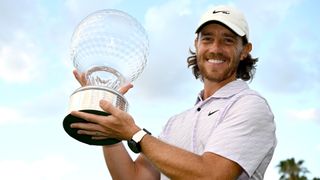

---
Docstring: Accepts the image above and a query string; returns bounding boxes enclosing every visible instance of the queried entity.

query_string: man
[70,5,276,180]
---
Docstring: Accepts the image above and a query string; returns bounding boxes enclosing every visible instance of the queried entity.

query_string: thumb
[73,69,87,87]
[118,83,133,95]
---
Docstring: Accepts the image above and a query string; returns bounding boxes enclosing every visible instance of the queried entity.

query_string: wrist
[127,128,151,153]
[128,126,141,140]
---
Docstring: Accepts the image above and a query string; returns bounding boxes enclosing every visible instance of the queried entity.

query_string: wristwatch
[127,128,151,153]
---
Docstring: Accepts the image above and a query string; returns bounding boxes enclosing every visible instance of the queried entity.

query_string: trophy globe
[63,9,149,145]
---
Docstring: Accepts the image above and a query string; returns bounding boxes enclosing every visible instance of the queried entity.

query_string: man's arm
[140,135,242,180]
[102,143,160,180]
[70,101,243,179]
[104,136,242,180]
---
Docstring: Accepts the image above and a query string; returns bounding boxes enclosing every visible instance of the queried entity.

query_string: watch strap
[132,128,151,143]
[132,130,147,143]
[128,128,151,153]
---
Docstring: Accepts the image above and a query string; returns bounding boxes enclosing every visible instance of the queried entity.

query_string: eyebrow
[222,32,237,39]
[200,31,238,39]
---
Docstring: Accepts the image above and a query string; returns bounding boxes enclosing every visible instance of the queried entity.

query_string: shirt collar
[196,79,249,104]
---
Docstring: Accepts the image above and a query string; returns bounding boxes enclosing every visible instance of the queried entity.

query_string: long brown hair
[187,36,258,81]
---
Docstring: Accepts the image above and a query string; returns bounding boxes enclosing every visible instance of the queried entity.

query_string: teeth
[208,59,224,64]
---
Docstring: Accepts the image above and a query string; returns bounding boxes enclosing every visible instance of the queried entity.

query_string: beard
[197,54,240,83]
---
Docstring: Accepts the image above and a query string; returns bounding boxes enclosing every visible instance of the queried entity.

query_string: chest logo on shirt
[208,110,219,116]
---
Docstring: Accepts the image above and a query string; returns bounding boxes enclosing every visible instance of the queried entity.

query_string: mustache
[206,53,228,60]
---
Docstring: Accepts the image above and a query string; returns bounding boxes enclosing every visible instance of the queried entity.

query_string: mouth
[207,59,225,64]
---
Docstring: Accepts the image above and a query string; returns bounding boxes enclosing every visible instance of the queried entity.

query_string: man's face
[195,23,250,83]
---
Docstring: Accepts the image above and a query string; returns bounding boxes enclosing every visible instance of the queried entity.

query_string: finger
[80,72,87,86]
[118,83,133,95]
[73,69,87,86]
[92,136,109,140]
[73,69,81,82]
[99,100,122,117]
[70,111,105,125]
[76,129,110,140]
[77,129,108,137]
[70,121,102,131]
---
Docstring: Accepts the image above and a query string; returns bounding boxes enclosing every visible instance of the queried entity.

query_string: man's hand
[70,70,135,141]
[70,100,139,141]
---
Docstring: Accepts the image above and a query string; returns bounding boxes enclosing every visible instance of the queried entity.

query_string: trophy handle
[63,109,120,145]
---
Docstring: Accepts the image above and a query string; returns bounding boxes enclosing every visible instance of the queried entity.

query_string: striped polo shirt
[159,80,276,180]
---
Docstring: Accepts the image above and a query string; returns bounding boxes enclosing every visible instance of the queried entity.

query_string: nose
[208,40,222,54]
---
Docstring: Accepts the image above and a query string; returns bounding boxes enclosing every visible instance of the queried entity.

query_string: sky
[0,0,319,179]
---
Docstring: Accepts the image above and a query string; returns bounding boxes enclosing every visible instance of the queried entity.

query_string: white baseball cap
[195,5,249,40]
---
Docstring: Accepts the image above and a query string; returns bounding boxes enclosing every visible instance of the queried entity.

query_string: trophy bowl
[63,9,148,145]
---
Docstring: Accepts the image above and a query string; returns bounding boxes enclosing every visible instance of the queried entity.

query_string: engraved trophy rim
[63,85,128,146]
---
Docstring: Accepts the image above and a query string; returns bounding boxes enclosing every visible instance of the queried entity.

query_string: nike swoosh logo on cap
[212,10,230,14]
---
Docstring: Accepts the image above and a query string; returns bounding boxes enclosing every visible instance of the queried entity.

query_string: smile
[207,59,225,64]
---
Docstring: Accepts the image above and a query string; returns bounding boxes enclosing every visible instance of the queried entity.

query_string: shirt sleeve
[158,114,177,140]
[204,94,276,177]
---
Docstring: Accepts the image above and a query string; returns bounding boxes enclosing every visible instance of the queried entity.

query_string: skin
[195,24,252,99]
[70,23,252,179]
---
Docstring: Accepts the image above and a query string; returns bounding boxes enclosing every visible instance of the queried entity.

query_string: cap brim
[196,18,245,37]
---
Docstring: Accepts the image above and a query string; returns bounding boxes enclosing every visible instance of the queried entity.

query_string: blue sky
[0,0,319,179]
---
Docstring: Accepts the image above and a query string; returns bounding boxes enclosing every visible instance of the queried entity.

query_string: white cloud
[0,106,33,125]
[137,0,200,100]
[20,86,72,119]
[0,38,40,83]
[0,0,41,35]
[264,165,279,180]
[227,1,320,96]
[0,0,64,84]
[242,1,320,94]
[237,0,303,36]
[0,83,73,126]
[286,108,320,122]
[65,0,123,20]
[145,0,192,33]
[0,155,76,180]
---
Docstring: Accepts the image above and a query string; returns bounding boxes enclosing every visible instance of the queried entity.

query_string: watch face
[127,140,140,153]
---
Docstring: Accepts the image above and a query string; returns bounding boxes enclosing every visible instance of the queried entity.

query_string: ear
[240,43,252,60]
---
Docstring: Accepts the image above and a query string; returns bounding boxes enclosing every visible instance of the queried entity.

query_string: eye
[200,35,213,42]
[224,37,235,45]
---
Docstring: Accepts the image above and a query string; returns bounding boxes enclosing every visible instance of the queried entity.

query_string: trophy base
[63,86,128,146]
[63,110,120,145]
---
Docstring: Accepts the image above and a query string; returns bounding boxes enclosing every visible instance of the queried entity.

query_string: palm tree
[277,158,309,180]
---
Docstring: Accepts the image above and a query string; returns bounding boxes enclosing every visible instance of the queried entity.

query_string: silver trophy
[63,9,148,145]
